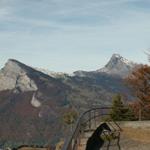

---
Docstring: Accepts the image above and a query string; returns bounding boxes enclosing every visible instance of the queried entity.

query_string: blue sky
[0,0,150,72]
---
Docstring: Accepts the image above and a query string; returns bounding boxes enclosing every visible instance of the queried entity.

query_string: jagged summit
[109,53,134,65]
[110,54,124,63]
[97,54,137,77]
[111,53,122,58]
[74,54,137,78]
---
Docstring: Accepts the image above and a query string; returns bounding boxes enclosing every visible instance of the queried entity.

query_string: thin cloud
[0,0,149,72]
[0,0,149,29]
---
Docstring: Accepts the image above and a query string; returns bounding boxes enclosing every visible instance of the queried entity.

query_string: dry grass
[18,147,53,150]
[78,127,150,150]
[18,148,48,150]
[122,127,150,144]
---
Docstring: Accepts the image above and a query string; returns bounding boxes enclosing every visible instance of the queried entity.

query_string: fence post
[139,107,142,121]
[94,110,97,128]
[88,111,91,130]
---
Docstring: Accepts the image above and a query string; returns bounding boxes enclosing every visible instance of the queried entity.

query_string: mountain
[97,54,137,77]
[36,54,136,79]
[0,59,70,148]
[61,54,137,108]
[0,54,137,148]
[74,54,137,78]
[0,59,37,92]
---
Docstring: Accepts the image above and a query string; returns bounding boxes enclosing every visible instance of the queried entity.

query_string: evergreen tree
[110,94,135,121]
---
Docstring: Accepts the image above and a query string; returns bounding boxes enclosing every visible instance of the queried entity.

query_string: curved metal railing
[62,107,121,150]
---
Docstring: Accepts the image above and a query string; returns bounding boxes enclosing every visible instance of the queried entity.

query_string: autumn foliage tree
[126,65,150,120]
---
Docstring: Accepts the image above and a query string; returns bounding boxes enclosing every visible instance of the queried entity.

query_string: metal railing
[62,107,121,150]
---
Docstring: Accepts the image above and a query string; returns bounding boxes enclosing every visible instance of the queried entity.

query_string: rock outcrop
[0,59,37,92]
[97,54,137,77]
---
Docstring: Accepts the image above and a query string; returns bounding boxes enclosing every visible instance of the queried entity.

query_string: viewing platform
[62,108,150,150]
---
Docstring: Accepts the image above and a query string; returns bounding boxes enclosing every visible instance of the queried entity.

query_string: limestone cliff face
[0,59,70,147]
[0,59,69,105]
[0,59,37,92]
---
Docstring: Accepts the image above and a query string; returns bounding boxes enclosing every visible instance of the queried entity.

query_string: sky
[0,0,150,73]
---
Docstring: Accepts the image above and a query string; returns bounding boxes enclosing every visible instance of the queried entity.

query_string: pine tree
[110,94,135,121]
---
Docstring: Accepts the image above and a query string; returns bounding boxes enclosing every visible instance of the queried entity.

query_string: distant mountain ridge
[0,54,139,117]
[73,54,138,78]
[0,54,138,148]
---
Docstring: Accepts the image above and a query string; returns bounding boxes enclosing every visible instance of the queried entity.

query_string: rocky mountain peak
[110,54,124,63]
[97,54,137,77]
[108,53,134,67]
[111,53,122,59]
[2,59,25,75]
[0,59,37,92]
